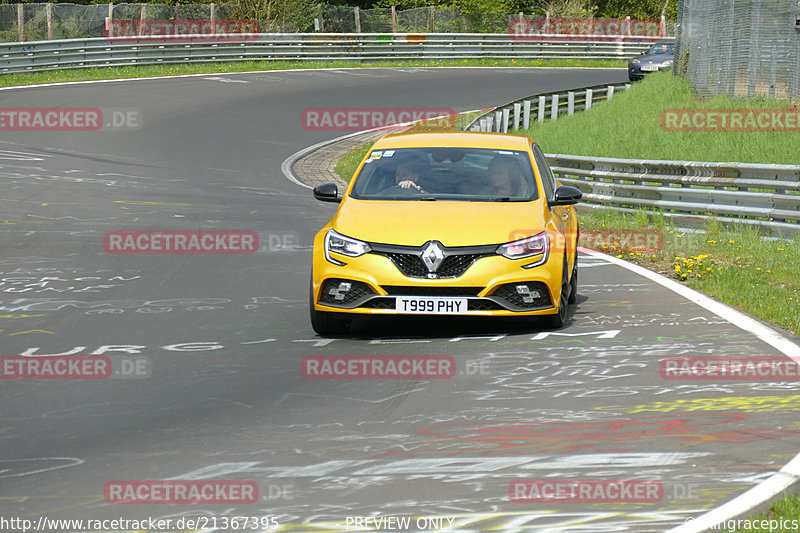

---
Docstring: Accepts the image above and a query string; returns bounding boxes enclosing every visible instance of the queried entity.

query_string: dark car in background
[628,41,675,81]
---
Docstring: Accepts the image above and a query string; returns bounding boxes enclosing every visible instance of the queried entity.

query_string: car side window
[532,144,556,202]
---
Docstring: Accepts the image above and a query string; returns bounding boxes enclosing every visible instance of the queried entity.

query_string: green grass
[0,57,625,88]
[517,71,800,164]
[576,208,800,336]
[719,492,800,532]
[335,142,373,183]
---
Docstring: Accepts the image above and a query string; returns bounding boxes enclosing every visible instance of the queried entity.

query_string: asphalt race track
[2,67,800,533]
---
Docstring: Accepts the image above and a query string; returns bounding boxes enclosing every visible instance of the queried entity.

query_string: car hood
[331,198,548,247]
[641,54,673,62]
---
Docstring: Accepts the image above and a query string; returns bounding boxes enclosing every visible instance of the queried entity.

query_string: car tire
[541,259,569,329]
[309,280,352,336]
[568,260,578,304]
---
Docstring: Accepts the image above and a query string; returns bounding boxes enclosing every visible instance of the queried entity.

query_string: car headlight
[662,59,673,67]
[631,58,639,64]
[324,229,371,266]
[497,232,549,266]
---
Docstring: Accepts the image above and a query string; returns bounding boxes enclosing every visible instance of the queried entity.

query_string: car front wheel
[541,260,570,329]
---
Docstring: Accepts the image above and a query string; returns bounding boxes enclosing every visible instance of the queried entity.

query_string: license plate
[641,65,659,71]
[395,296,468,315]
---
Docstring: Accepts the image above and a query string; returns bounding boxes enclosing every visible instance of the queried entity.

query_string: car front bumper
[311,232,565,317]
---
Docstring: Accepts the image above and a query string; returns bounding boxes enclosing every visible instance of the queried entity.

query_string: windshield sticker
[368,151,383,160]
[383,150,395,157]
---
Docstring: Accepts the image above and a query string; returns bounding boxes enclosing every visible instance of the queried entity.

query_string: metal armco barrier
[547,154,800,237]
[464,80,799,237]
[0,33,664,74]
[466,82,631,132]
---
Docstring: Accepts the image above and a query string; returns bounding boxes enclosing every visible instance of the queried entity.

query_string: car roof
[371,131,535,151]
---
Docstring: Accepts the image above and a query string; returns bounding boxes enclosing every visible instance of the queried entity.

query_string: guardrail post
[585,88,593,109]
[538,95,546,122]
[607,85,615,99]
[428,6,434,32]
[494,110,502,132]
[550,94,559,121]
[108,3,113,28]
[485,115,493,132]
[391,6,398,33]
[17,4,24,42]
[523,100,531,130]
[317,4,324,32]
[355,7,361,33]
[513,102,521,131]
[140,4,148,36]
[502,108,510,133]
[46,3,53,40]
[209,4,215,25]
[567,91,574,115]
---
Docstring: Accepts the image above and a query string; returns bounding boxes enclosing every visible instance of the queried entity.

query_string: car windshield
[648,43,674,55]
[350,147,539,201]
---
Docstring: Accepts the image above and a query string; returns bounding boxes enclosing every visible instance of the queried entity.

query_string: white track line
[0,66,625,92]
[578,246,800,532]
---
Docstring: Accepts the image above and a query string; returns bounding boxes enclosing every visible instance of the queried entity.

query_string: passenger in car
[488,155,522,196]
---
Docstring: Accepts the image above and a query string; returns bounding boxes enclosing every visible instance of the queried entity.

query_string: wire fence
[675,0,800,99]
[0,3,677,43]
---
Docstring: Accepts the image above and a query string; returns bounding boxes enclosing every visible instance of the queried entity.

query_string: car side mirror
[550,185,582,206]
[313,182,341,203]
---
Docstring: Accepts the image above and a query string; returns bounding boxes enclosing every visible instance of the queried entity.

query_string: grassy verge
[727,492,800,532]
[577,208,800,336]
[0,57,625,88]
[517,70,800,164]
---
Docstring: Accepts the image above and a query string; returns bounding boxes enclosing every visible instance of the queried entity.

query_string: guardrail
[465,82,632,132]
[0,33,665,74]
[547,154,800,237]
[463,79,800,237]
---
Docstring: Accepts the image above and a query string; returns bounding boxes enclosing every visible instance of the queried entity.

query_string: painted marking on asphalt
[577,247,800,533]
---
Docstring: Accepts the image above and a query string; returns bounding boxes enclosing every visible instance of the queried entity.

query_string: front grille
[382,286,482,296]
[319,279,375,307]
[490,282,552,310]
[371,241,497,279]
[380,252,484,278]
[383,253,428,277]
[438,254,482,277]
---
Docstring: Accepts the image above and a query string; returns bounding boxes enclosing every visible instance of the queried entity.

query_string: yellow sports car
[309,131,581,335]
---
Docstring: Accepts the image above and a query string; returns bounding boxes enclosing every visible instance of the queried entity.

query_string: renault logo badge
[420,241,445,272]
